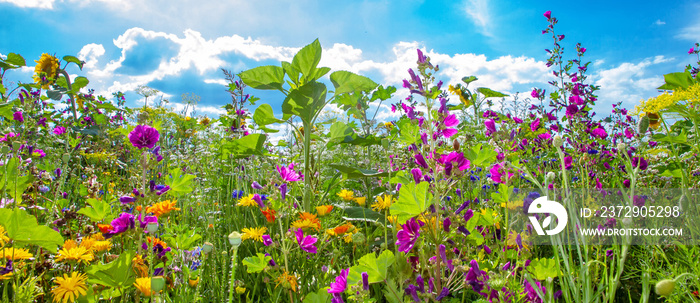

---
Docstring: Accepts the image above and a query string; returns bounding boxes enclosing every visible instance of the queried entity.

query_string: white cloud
[0,0,53,9]
[654,19,666,26]
[592,56,671,109]
[77,43,105,69]
[463,0,493,37]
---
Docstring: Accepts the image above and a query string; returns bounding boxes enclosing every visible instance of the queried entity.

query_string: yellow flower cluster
[241,227,267,242]
[371,194,395,212]
[635,83,700,115]
[147,200,180,217]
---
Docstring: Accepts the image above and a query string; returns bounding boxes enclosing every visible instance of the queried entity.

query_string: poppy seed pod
[228,231,242,248]
[617,143,626,151]
[151,276,166,292]
[202,242,214,254]
[637,115,649,135]
[553,135,563,147]
[655,279,675,297]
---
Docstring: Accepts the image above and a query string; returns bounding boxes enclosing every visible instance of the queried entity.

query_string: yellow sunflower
[51,272,88,303]
[33,53,60,89]
[241,227,267,242]
[337,189,355,201]
[0,225,9,246]
[1,247,33,260]
[146,200,180,217]
[371,194,395,212]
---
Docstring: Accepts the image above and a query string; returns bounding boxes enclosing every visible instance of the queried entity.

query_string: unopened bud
[146,222,159,233]
[151,276,166,292]
[637,115,649,135]
[453,139,460,151]
[617,143,626,151]
[655,279,675,297]
[202,242,214,254]
[228,231,242,248]
[553,135,563,147]
[546,172,556,182]
[62,153,70,163]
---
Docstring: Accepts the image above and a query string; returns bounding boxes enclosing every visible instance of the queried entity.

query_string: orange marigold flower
[316,205,333,217]
[291,212,321,230]
[97,224,113,234]
[261,208,277,223]
[146,200,180,217]
[147,236,168,249]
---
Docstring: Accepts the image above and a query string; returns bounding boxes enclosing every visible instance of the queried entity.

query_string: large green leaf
[292,39,323,82]
[396,118,419,145]
[466,144,498,167]
[221,134,267,158]
[4,53,26,68]
[253,103,283,129]
[390,181,432,224]
[302,288,331,303]
[328,121,357,144]
[86,251,135,288]
[242,253,272,273]
[72,76,89,91]
[282,81,327,124]
[370,85,397,101]
[657,72,696,91]
[163,230,201,250]
[330,71,378,95]
[528,258,560,280]
[77,198,112,222]
[329,164,389,178]
[63,55,84,70]
[163,167,196,196]
[347,250,395,285]
[0,208,64,251]
[240,65,285,91]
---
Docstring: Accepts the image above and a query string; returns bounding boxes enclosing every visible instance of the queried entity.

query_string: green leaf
[396,119,419,145]
[477,87,508,98]
[7,175,32,203]
[651,132,688,144]
[0,208,64,251]
[383,279,402,303]
[330,70,378,95]
[528,258,560,280]
[72,76,89,91]
[292,39,323,82]
[47,90,63,100]
[348,250,395,285]
[341,206,386,224]
[490,184,513,204]
[660,168,683,179]
[163,231,201,250]
[240,65,285,91]
[302,288,332,303]
[63,55,84,70]
[221,133,267,159]
[329,163,389,178]
[0,83,5,95]
[327,121,357,145]
[466,144,498,167]
[282,81,327,124]
[163,167,196,196]
[85,251,135,288]
[281,61,300,86]
[370,85,397,101]
[462,76,478,84]
[77,198,112,222]
[5,53,26,67]
[253,103,283,126]
[242,253,272,273]
[390,181,432,224]
[657,72,696,91]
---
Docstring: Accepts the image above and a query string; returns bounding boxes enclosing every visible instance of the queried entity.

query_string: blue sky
[1,0,699,121]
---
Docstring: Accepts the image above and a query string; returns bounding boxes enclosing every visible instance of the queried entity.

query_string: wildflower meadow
[2,9,700,303]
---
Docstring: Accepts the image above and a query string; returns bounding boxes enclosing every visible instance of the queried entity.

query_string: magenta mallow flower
[484,119,497,135]
[295,228,317,254]
[544,10,551,19]
[438,152,470,176]
[396,217,422,253]
[277,163,303,182]
[328,267,349,294]
[262,235,273,246]
[13,111,23,123]
[129,125,160,149]
[105,212,135,238]
[489,162,513,184]
[53,126,66,135]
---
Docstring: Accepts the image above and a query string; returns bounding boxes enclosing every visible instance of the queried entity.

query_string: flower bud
[655,279,675,297]
[228,231,242,248]
[453,139,460,151]
[617,143,626,151]
[553,135,563,147]
[352,232,366,244]
[202,242,214,254]
[546,172,556,182]
[621,218,633,227]
[151,276,166,292]
[62,153,70,163]
[637,115,649,135]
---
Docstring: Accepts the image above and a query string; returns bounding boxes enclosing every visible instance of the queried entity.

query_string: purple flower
[119,196,136,204]
[489,162,512,184]
[443,217,451,232]
[262,235,273,246]
[544,11,551,19]
[484,119,497,135]
[410,168,422,184]
[396,217,422,253]
[279,183,288,201]
[436,287,450,300]
[361,272,369,291]
[465,260,487,293]
[606,249,614,258]
[530,118,540,132]
[277,163,303,182]
[328,268,349,294]
[632,157,648,170]
[252,194,265,208]
[251,181,263,189]
[129,125,160,149]
[137,213,158,229]
[295,228,318,254]
[105,212,135,238]
[463,209,474,223]
[13,111,23,123]
[414,153,429,169]
[530,89,539,99]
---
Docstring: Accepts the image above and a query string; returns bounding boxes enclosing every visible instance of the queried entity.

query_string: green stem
[228,247,239,303]
[59,70,79,121]
[303,121,312,212]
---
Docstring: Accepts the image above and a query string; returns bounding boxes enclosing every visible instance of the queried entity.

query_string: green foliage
[329,163,389,178]
[390,181,432,224]
[528,258,560,280]
[163,166,196,196]
[242,253,272,273]
[85,251,135,289]
[347,250,395,285]
[253,103,283,133]
[221,133,267,159]
[77,198,113,222]
[0,208,64,251]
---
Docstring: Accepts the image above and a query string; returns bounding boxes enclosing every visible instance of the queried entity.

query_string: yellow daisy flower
[354,197,366,206]
[55,246,94,264]
[51,272,88,303]
[371,194,395,212]
[315,205,333,216]
[133,277,153,297]
[337,189,355,201]
[1,248,33,260]
[241,227,267,242]
[237,194,258,207]
[291,212,321,231]
[0,225,9,246]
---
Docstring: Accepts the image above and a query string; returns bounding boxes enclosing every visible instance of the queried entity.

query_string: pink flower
[530,118,540,132]
[396,217,422,253]
[530,89,539,99]
[690,47,695,55]
[295,228,317,254]
[544,11,552,19]
[13,111,23,123]
[591,127,607,139]
[484,119,497,135]
[489,162,513,184]
[328,268,349,294]
[443,114,459,127]
[128,125,160,149]
[277,163,303,182]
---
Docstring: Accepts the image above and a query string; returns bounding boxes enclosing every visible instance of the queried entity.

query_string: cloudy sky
[1,0,699,120]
